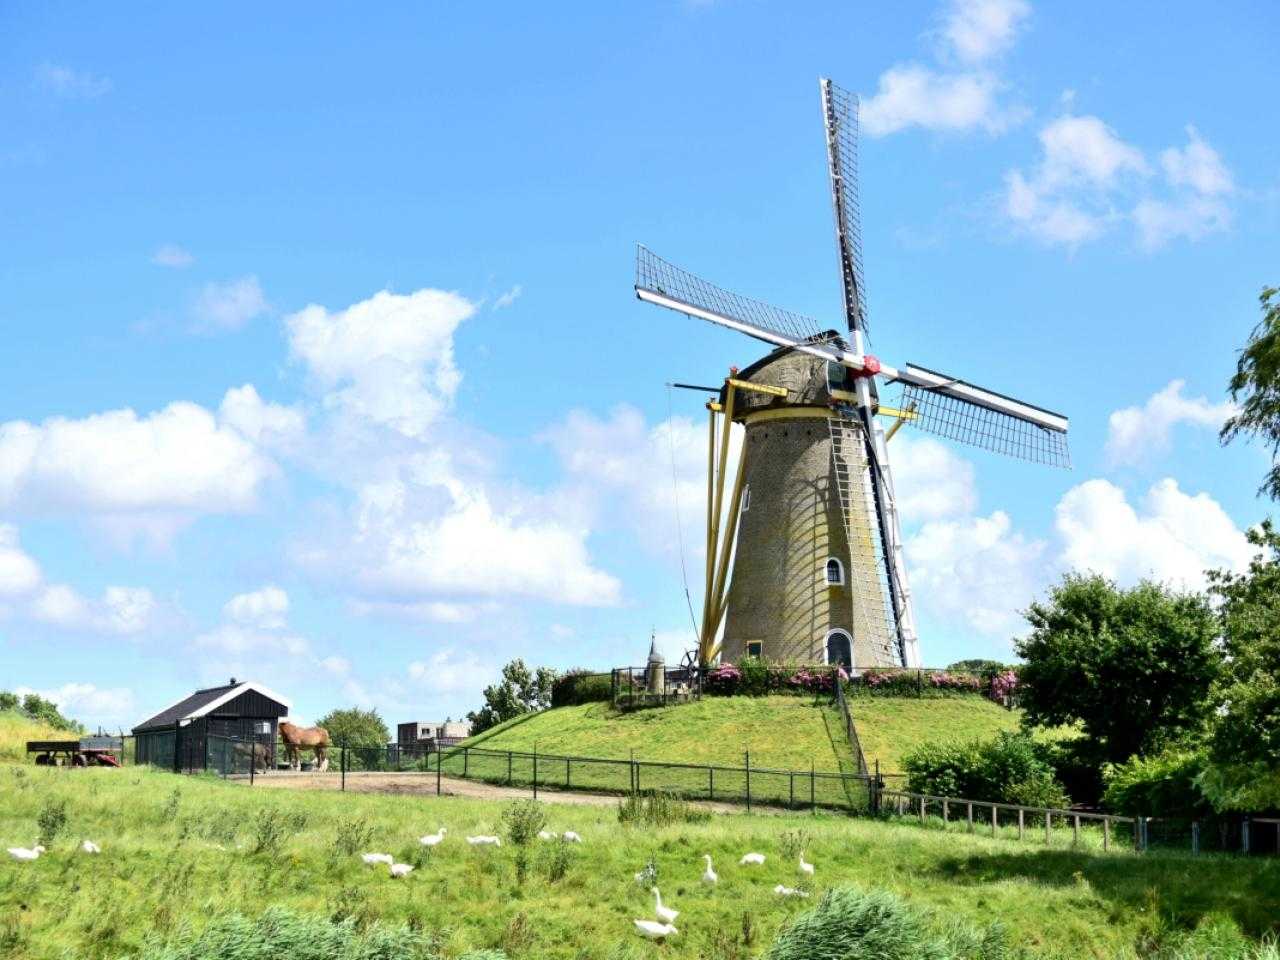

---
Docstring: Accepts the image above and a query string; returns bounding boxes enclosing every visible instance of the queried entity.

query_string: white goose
[80,840,101,854]
[774,884,810,898]
[361,852,393,865]
[561,830,582,843]
[798,853,814,876]
[389,862,414,877]
[739,852,766,866]
[633,920,678,940]
[419,827,447,848]
[466,835,502,846]
[701,854,718,884]
[7,844,44,862]
[652,888,678,924]
[537,830,558,841]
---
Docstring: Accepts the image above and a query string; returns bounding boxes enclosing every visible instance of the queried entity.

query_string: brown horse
[279,721,331,771]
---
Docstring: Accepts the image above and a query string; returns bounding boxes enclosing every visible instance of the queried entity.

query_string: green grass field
[848,696,1028,772]
[464,696,858,774]
[0,766,1276,959]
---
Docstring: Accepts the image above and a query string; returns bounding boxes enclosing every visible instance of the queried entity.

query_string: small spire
[647,629,662,663]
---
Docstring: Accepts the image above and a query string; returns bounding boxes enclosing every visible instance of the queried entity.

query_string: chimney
[229,677,237,686]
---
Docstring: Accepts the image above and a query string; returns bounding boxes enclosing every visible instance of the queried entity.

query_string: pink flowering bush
[988,669,1019,703]
[703,663,743,695]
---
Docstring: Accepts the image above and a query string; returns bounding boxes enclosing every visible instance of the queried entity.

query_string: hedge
[550,670,612,708]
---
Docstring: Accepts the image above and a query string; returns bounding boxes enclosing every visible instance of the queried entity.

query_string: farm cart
[27,738,123,767]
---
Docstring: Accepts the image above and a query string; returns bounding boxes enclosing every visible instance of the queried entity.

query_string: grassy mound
[463,696,857,773]
[848,697,1026,773]
[0,766,1276,959]
[0,710,68,764]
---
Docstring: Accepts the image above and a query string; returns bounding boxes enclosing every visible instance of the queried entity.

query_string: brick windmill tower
[635,80,1071,672]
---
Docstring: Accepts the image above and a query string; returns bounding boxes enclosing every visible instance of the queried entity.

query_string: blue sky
[1,1,1276,731]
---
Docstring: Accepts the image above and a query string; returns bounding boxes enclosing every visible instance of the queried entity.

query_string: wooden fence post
[1191,821,1199,855]
[532,746,538,799]
[943,799,949,825]
[1102,816,1109,851]
[1072,814,1080,847]
[507,751,513,785]
[436,745,441,796]
[1242,818,1250,855]
[340,738,346,792]
[919,796,926,824]
[463,747,469,779]
[708,765,714,801]
[967,802,973,832]
[1045,811,1052,845]
[744,751,752,814]
[992,805,998,837]
[1018,808,1025,841]
[811,761,816,815]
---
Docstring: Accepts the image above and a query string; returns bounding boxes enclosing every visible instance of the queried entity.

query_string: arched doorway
[825,629,853,670]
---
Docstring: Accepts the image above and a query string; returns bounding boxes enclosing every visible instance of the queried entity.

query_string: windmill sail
[821,79,869,341]
[894,364,1071,468]
[635,246,837,355]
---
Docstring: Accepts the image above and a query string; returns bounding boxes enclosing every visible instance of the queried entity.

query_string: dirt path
[241,770,797,816]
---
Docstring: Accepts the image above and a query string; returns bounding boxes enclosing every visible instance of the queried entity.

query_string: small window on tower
[741,485,751,512]
[826,558,844,585]
[746,641,763,659]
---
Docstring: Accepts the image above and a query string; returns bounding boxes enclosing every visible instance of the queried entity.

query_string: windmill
[636,79,1070,673]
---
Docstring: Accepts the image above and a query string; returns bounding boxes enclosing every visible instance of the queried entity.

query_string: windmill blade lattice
[822,79,870,340]
[636,246,832,347]
[897,384,1072,468]
[827,414,901,666]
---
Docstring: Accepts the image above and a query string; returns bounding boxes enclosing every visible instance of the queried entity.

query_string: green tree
[1016,574,1219,764]
[1222,286,1280,499]
[315,707,390,749]
[1200,521,1280,809]
[466,659,557,735]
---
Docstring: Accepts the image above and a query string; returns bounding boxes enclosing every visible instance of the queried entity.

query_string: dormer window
[826,558,844,585]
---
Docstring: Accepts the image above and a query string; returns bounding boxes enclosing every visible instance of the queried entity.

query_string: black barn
[132,679,291,772]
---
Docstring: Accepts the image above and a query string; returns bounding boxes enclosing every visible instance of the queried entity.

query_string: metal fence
[610,665,702,709]
[832,675,868,774]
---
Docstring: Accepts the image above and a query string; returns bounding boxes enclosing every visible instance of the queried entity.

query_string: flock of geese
[633,850,817,940]
[11,827,816,943]
[8,840,99,860]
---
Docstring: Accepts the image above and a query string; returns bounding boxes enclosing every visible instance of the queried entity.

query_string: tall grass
[0,765,1275,959]
[0,711,66,764]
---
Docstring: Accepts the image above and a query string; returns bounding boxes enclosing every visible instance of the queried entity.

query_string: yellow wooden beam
[705,434,749,660]
[726,378,788,398]
[878,405,919,421]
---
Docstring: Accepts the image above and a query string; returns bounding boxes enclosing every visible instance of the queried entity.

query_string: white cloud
[0,524,42,597]
[543,404,740,558]
[224,585,289,630]
[14,683,135,728]
[1003,114,1147,247]
[151,244,194,269]
[29,583,157,636]
[0,524,157,635]
[319,655,351,677]
[1133,196,1232,250]
[1004,116,1236,250]
[493,285,522,309]
[907,510,1047,636]
[862,0,1028,137]
[1160,126,1234,197]
[407,649,493,695]
[191,276,268,332]
[0,386,296,537]
[890,434,978,521]
[287,288,472,438]
[217,384,306,452]
[862,65,1013,137]
[346,479,621,607]
[1055,478,1253,591]
[194,623,309,656]
[1106,380,1236,465]
[940,0,1030,63]
[34,63,111,99]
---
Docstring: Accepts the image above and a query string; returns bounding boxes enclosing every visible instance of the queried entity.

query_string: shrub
[902,732,1067,809]
[704,663,744,695]
[766,888,944,960]
[249,807,308,855]
[333,815,376,857]
[36,797,68,847]
[617,790,711,826]
[501,800,547,847]
[1103,749,1212,817]
[550,671,612,708]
